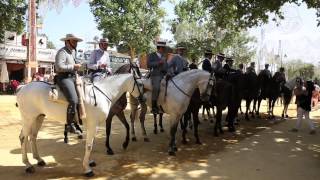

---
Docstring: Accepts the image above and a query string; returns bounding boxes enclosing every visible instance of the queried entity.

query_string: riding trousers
[151,75,163,101]
[56,74,78,108]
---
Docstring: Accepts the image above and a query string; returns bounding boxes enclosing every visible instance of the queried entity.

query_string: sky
[39,0,320,64]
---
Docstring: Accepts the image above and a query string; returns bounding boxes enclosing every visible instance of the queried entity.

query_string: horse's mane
[173,69,205,81]
[114,64,131,75]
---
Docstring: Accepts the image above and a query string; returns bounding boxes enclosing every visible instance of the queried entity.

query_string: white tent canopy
[0,61,9,83]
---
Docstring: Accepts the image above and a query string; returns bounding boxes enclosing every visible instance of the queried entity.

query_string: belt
[57,72,75,78]
[89,69,105,74]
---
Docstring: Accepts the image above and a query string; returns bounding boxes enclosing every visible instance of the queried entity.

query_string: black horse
[254,72,283,118]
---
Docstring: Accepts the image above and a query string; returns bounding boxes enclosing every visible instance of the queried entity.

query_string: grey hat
[60,34,83,42]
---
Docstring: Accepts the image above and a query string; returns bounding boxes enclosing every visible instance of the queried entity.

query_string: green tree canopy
[89,0,165,59]
[171,0,256,62]
[202,0,320,29]
[0,0,27,42]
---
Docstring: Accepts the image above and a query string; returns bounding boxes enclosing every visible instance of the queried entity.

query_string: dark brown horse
[104,64,149,155]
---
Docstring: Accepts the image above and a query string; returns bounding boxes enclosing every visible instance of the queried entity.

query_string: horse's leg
[105,112,114,155]
[139,102,149,141]
[20,117,35,173]
[245,99,252,121]
[207,106,213,123]
[192,108,201,144]
[214,107,222,136]
[181,114,188,144]
[168,115,181,156]
[130,108,138,141]
[153,113,158,134]
[116,112,130,149]
[30,115,46,166]
[83,118,97,177]
[202,105,207,121]
[271,98,276,119]
[159,113,164,132]
[182,110,191,144]
[257,98,262,117]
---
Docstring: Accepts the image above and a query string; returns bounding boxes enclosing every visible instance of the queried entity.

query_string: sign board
[0,44,56,62]
[4,31,17,45]
[37,35,47,49]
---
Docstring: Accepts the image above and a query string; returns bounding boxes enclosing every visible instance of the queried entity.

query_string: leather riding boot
[66,104,77,133]
[151,100,159,114]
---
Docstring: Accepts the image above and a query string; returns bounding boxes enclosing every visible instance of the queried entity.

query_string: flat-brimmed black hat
[204,49,213,55]
[217,53,225,58]
[226,57,233,62]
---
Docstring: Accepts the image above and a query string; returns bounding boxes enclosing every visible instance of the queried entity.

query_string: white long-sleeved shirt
[88,49,111,71]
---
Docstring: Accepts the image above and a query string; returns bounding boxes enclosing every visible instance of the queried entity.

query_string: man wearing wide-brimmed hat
[147,40,168,114]
[167,46,188,75]
[202,49,213,73]
[55,33,83,137]
[260,63,271,78]
[246,62,256,74]
[88,38,112,81]
[212,52,225,74]
[223,57,236,73]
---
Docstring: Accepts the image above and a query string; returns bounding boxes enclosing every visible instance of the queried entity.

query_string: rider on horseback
[147,40,168,114]
[246,62,256,74]
[260,64,272,79]
[167,46,188,76]
[55,34,82,136]
[88,38,112,82]
[212,53,226,78]
[202,50,213,73]
[223,57,237,74]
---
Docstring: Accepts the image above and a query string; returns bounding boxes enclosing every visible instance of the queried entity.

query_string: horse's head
[195,71,211,101]
[129,76,145,103]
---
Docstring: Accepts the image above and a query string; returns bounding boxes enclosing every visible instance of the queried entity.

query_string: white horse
[16,74,143,177]
[137,69,210,155]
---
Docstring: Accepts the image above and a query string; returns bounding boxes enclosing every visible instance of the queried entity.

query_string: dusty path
[0,95,319,180]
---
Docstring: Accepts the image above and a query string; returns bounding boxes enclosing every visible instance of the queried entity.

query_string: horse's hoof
[182,140,187,144]
[25,166,35,174]
[281,114,284,118]
[84,170,95,177]
[173,147,178,152]
[106,149,114,155]
[228,126,236,132]
[144,138,150,142]
[132,137,137,142]
[37,160,46,167]
[78,134,83,139]
[64,138,68,144]
[153,130,158,134]
[168,151,176,156]
[196,140,202,145]
[89,161,96,167]
[160,129,164,133]
[122,141,129,149]
[285,115,289,118]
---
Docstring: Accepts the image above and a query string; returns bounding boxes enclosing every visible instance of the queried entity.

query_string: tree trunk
[128,44,135,62]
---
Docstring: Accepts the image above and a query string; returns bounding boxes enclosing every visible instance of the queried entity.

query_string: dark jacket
[202,58,212,73]
[147,52,167,77]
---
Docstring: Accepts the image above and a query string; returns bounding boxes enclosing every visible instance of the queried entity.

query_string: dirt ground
[0,95,319,180]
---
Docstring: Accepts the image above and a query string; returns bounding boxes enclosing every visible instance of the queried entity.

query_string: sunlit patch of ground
[0,95,319,180]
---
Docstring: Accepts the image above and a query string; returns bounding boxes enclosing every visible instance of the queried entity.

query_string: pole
[26,0,37,82]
